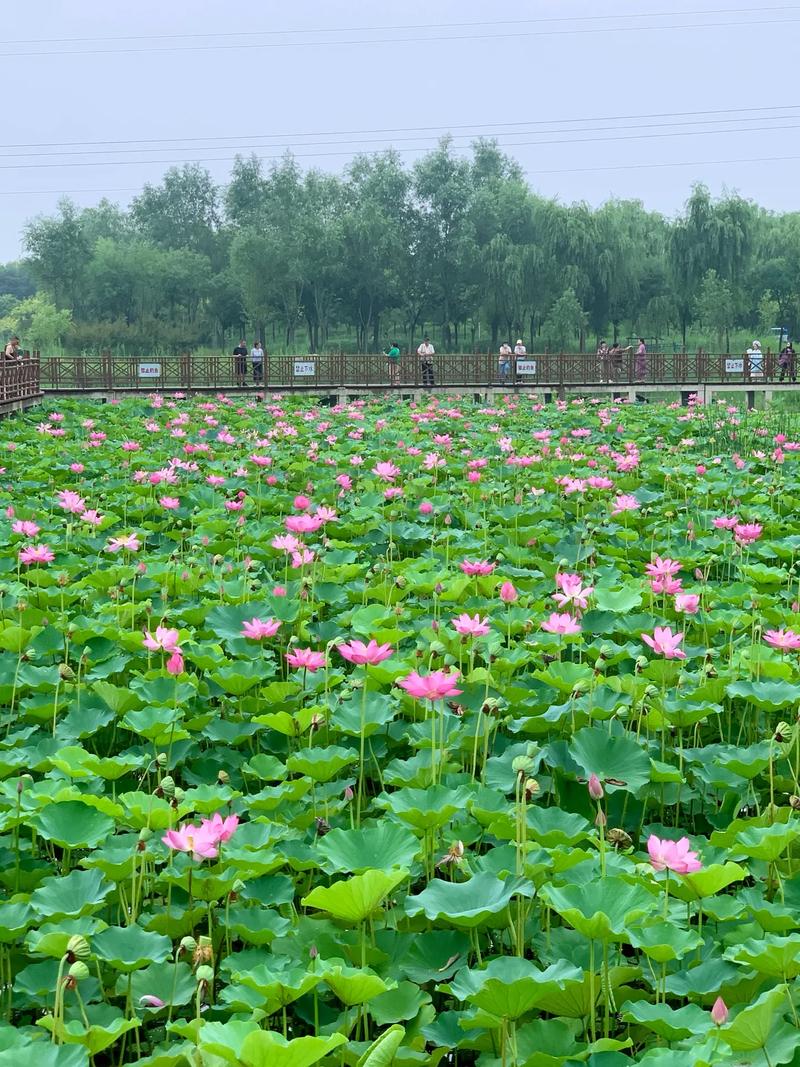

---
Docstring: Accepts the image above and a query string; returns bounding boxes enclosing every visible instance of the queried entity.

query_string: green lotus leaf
[0,901,34,942]
[374,785,474,830]
[323,964,392,1006]
[92,925,173,971]
[405,874,532,929]
[568,725,651,793]
[447,957,583,1021]
[356,1024,406,1067]
[726,680,800,710]
[233,964,322,1012]
[37,1005,140,1055]
[302,868,407,923]
[368,981,430,1024]
[668,862,747,902]
[593,586,643,613]
[0,1044,89,1067]
[286,745,357,782]
[628,921,703,962]
[726,935,800,979]
[620,1000,712,1042]
[128,962,196,1008]
[209,661,271,695]
[29,801,114,849]
[718,984,787,1053]
[542,876,657,942]
[238,1031,346,1067]
[316,823,421,874]
[733,823,800,862]
[30,869,113,920]
[195,1018,260,1061]
[223,904,291,946]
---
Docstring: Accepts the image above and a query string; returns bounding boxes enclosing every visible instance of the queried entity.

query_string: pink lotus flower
[734,522,763,545]
[419,501,434,515]
[711,997,728,1026]
[642,626,685,659]
[285,514,324,534]
[204,812,239,843]
[166,651,184,675]
[291,549,315,568]
[674,593,700,614]
[451,613,491,637]
[12,520,40,537]
[372,460,400,481]
[460,559,495,576]
[57,489,86,514]
[499,581,518,603]
[541,613,581,635]
[143,626,182,654]
[81,509,103,527]
[764,629,800,651]
[286,648,326,672]
[397,669,463,701]
[19,543,54,566]
[337,639,394,665]
[713,515,739,530]
[293,494,311,511]
[272,534,301,553]
[650,576,682,596]
[107,533,141,553]
[553,573,594,610]
[159,496,180,510]
[241,617,281,640]
[162,823,219,860]
[645,556,681,579]
[611,494,639,515]
[315,505,337,523]
[647,834,702,874]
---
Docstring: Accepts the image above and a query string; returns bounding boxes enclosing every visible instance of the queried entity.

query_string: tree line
[1,138,798,355]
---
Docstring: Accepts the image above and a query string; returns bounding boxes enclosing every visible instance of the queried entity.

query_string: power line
[5,6,797,45]
[2,150,799,198]
[5,16,798,57]
[1,120,799,171]
[1,103,798,152]
[3,110,800,160]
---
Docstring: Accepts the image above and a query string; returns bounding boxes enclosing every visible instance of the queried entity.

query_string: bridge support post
[680,391,693,407]
[746,390,756,410]
[764,389,774,406]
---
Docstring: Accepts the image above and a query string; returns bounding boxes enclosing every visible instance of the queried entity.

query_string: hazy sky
[3,1,799,260]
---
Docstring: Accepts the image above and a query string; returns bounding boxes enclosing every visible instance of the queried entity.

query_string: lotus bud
[179,936,197,957]
[524,778,539,801]
[139,994,166,1008]
[68,961,90,982]
[195,964,214,984]
[608,828,632,849]
[434,583,444,595]
[594,808,607,827]
[309,944,319,960]
[217,770,230,785]
[66,935,90,961]
[587,774,604,800]
[711,997,728,1026]
[159,775,175,799]
[343,785,354,802]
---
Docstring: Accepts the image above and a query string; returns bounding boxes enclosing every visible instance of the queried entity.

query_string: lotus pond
[1,392,800,1067]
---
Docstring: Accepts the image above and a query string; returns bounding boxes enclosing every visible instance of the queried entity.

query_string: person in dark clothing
[779,342,796,382]
[232,339,247,386]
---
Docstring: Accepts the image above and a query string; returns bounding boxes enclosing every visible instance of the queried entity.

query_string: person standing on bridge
[635,337,647,381]
[747,339,764,378]
[597,340,610,382]
[3,336,21,361]
[779,341,796,382]
[498,342,513,379]
[250,340,264,384]
[232,339,247,387]
[385,341,401,384]
[418,336,435,387]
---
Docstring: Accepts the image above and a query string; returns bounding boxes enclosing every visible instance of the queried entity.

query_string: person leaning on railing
[385,341,401,384]
[3,335,21,361]
[417,337,435,387]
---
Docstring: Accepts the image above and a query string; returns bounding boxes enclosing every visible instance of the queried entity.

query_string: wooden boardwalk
[1,350,797,412]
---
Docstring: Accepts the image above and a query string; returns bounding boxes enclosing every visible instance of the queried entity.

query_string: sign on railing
[516,360,537,375]
[138,362,162,378]
[725,358,745,373]
[293,360,316,377]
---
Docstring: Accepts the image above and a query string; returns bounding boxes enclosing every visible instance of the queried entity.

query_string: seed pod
[179,936,197,956]
[608,828,633,849]
[68,961,90,982]
[66,935,90,961]
[195,964,214,984]
[159,775,176,799]
[217,769,230,785]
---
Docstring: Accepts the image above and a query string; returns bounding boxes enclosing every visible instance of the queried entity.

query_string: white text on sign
[725,359,744,373]
[293,361,316,377]
[515,360,537,375]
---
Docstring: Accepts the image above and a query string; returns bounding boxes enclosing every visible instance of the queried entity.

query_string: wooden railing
[0,354,42,405]
[30,349,796,391]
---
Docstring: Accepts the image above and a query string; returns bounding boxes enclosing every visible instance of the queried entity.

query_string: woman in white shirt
[747,340,763,378]
[417,337,435,387]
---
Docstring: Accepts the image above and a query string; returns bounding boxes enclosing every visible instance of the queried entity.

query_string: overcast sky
[3,0,799,260]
